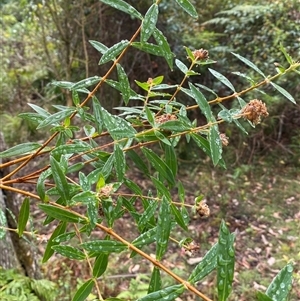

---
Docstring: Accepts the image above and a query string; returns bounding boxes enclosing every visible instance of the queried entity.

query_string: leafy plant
[0,268,57,301]
[0,0,299,300]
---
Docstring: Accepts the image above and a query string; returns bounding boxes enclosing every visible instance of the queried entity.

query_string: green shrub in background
[0,0,299,300]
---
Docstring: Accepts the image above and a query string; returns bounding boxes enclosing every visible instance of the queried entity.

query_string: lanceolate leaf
[81,240,127,253]
[148,267,162,294]
[270,82,296,104]
[156,196,171,260]
[99,0,142,20]
[43,221,67,263]
[170,203,188,231]
[89,40,108,54]
[142,147,175,186]
[137,284,185,301]
[99,40,130,65]
[208,68,236,92]
[265,263,293,300]
[17,198,30,237]
[256,291,273,301]
[72,278,94,301]
[141,4,158,43]
[189,83,213,122]
[131,42,164,56]
[114,144,126,181]
[93,253,109,278]
[37,108,76,129]
[188,243,218,284]
[132,226,157,248]
[71,76,101,90]
[153,28,174,70]
[174,0,198,18]
[217,220,235,301]
[138,201,158,228]
[117,63,131,105]
[209,125,222,166]
[39,204,86,224]
[0,142,42,158]
[127,150,150,177]
[163,144,177,177]
[52,245,85,260]
[175,59,188,74]
[231,52,266,78]
[50,156,70,203]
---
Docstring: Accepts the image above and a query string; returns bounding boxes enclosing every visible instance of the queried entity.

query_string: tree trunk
[0,132,41,279]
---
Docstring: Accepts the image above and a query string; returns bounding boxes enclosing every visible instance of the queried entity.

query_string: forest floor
[40,156,300,301]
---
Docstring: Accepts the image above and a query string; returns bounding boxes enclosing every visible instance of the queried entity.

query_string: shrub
[0,1,299,300]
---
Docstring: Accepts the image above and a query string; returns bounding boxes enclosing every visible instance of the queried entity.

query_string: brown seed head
[192,48,209,60]
[196,200,210,218]
[220,133,229,146]
[155,113,177,124]
[241,99,269,125]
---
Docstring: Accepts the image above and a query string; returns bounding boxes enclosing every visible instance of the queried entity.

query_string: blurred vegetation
[1,0,299,162]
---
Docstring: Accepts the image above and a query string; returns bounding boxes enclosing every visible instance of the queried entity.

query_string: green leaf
[153,28,174,70]
[93,253,109,278]
[231,52,266,78]
[189,83,213,122]
[175,59,188,74]
[131,42,164,56]
[132,227,157,248]
[17,197,30,237]
[52,143,92,160]
[89,40,108,54]
[114,144,126,181]
[0,142,42,158]
[50,156,70,203]
[154,130,172,146]
[72,279,94,301]
[170,203,188,231]
[81,240,127,253]
[208,68,236,92]
[87,201,99,232]
[71,191,97,204]
[266,263,293,300]
[150,176,171,200]
[127,150,150,177]
[138,201,158,228]
[99,0,142,20]
[158,120,191,132]
[37,108,76,129]
[71,76,101,91]
[174,0,197,18]
[39,204,86,224]
[92,96,104,134]
[52,245,86,260]
[43,221,67,262]
[279,43,294,65]
[142,147,175,186]
[101,106,137,140]
[163,144,177,177]
[141,4,158,43]
[101,153,115,180]
[28,103,51,117]
[209,125,222,166]
[270,82,296,104]
[99,40,130,65]
[188,243,218,283]
[53,231,76,243]
[117,64,131,105]
[156,196,171,260]
[217,220,235,301]
[145,106,155,126]
[137,284,185,301]
[256,291,273,301]
[0,209,7,240]
[148,267,161,293]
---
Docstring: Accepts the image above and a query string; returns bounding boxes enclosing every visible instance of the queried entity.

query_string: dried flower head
[220,133,229,146]
[196,200,210,218]
[192,48,209,60]
[241,99,269,125]
[155,113,177,124]
[98,184,113,198]
[182,240,200,256]
[147,78,153,85]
